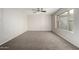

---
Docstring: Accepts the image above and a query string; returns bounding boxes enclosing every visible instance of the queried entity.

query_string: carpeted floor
[0,31,78,50]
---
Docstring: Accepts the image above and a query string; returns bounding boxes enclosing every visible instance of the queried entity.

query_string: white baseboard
[0,30,27,46]
[52,31,79,48]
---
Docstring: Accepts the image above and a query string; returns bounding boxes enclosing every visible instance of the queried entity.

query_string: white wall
[0,9,3,41]
[27,14,51,31]
[51,8,79,48]
[0,8,28,45]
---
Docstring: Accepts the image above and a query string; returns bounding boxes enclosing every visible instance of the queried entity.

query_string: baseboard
[27,30,52,32]
[0,30,28,46]
[52,31,79,48]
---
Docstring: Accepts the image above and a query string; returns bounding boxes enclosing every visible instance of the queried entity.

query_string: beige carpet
[0,31,78,50]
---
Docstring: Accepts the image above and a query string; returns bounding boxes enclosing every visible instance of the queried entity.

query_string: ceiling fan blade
[41,10,46,12]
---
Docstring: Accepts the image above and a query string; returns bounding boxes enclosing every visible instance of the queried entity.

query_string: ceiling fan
[32,8,46,13]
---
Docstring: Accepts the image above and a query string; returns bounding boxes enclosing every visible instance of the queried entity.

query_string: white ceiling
[21,8,59,15]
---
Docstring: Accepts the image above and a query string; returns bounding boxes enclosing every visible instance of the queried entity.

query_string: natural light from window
[57,9,74,33]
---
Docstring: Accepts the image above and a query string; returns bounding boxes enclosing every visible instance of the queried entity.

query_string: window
[57,9,74,32]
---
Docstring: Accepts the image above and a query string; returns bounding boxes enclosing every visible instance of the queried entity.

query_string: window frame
[55,9,74,33]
